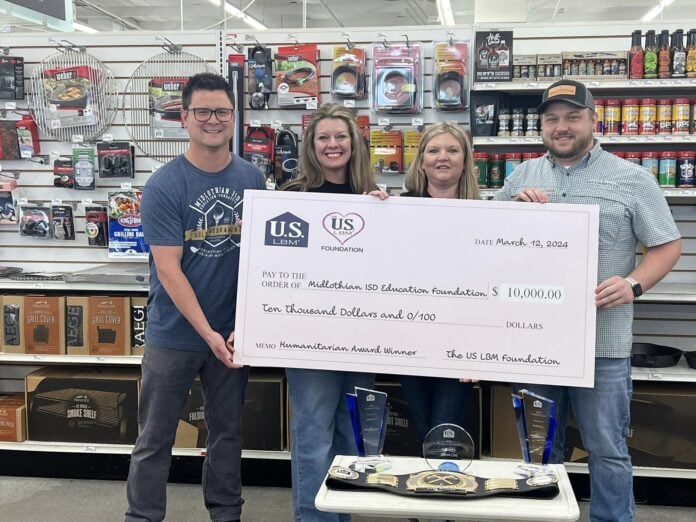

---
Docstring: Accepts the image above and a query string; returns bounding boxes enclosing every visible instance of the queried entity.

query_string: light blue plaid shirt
[494,141,680,358]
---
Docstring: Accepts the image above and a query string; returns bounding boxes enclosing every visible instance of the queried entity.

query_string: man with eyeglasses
[126,73,265,522]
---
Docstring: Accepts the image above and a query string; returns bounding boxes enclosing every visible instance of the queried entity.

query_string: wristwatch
[625,276,643,299]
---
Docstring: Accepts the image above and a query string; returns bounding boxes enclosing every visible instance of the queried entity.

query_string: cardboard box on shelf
[0,393,26,442]
[174,372,286,451]
[88,296,130,356]
[26,367,140,444]
[2,295,24,353]
[130,297,147,356]
[66,296,90,356]
[23,296,65,355]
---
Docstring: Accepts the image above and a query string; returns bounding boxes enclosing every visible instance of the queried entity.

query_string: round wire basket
[123,51,216,164]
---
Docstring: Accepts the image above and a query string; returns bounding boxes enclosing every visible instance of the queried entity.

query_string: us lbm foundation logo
[265,212,309,247]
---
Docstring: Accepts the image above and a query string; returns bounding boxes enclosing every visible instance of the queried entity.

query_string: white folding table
[315,456,579,521]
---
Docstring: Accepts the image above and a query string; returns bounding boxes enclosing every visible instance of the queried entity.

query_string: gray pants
[125,344,249,522]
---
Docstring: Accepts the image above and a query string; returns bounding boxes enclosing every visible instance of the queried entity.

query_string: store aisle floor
[0,476,694,521]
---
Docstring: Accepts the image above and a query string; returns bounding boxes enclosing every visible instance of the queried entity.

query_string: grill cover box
[66,296,89,355]
[88,296,130,356]
[130,297,148,356]
[2,295,24,353]
[489,382,696,469]
[174,373,286,451]
[26,367,140,444]
[24,296,65,355]
[0,394,26,442]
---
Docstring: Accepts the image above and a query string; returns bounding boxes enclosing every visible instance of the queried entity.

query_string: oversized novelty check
[234,190,599,387]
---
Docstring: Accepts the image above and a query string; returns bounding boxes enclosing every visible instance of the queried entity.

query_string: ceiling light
[641,0,675,22]
[208,0,268,30]
[437,0,455,26]
[73,22,99,33]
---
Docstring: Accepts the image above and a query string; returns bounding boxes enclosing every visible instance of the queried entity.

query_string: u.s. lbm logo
[366,394,375,402]
[533,400,542,409]
[443,428,455,439]
[265,212,309,247]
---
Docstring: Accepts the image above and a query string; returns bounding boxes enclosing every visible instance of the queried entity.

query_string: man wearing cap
[494,79,681,521]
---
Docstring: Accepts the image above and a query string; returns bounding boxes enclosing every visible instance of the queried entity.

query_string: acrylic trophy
[422,423,475,473]
[346,386,391,472]
[511,389,558,483]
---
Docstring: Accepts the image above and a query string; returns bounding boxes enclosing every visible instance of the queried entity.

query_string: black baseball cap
[537,79,595,113]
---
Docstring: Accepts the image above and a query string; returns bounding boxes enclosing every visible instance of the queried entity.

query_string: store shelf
[631,359,696,382]
[0,441,291,460]
[472,78,696,92]
[472,135,696,147]
[480,188,696,199]
[639,284,696,303]
[564,462,696,479]
[0,353,142,365]
[0,281,149,292]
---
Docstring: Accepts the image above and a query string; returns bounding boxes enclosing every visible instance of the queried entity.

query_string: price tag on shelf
[250,119,261,128]
[270,120,283,130]
[32,355,44,361]
[645,80,655,86]
[71,134,84,144]
[50,119,61,129]
[306,99,318,110]
[378,117,390,126]
[81,198,93,205]
[84,446,97,452]
[49,104,58,112]
[153,129,164,139]
[51,198,62,205]
[17,198,28,205]
[628,80,639,86]
[102,133,114,142]
[120,182,132,190]
[4,101,16,109]
[589,81,599,87]
[485,83,496,89]
[343,99,355,108]
[20,149,31,159]
[525,82,538,88]
[411,117,423,127]
[96,356,106,362]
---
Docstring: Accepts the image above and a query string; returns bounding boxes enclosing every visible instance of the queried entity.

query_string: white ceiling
[0,0,695,33]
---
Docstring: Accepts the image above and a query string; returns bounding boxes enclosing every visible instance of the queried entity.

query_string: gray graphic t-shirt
[142,154,265,351]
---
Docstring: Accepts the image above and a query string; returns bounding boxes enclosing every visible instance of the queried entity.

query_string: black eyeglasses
[187,108,234,122]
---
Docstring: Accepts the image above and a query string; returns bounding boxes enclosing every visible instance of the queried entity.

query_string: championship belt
[326,466,559,500]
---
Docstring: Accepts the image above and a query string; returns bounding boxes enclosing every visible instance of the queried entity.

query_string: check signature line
[262,311,503,328]
[270,349,429,361]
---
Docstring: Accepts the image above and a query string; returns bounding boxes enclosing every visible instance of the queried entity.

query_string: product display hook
[378,32,389,49]
[0,47,9,56]
[155,36,182,54]
[245,34,262,47]
[402,34,411,49]
[48,37,85,54]
[447,30,456,47]
[288,33,299,49]
[226,33,242,53]
[342,32,354,50]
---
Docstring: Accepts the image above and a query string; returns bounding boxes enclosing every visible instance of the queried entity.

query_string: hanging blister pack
[372,42,423,114]
[51,204,75,240]
[274,128,299,187]
[72,146,96,190]
[97,141,134,178]
[247,45,273,109]
[19,205,52,239]
[275,43,320,108]
[244,125,275,179]
[433,40,469,111]
[330,45,367,99]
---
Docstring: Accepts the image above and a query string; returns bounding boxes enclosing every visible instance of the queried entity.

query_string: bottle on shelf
[629,30,644,79]
[658,30,671,79]
[498,40,510,68]
[671,29,687,78]
[478,39,490,69]
[687,29,696,78]
[644,30,658,79]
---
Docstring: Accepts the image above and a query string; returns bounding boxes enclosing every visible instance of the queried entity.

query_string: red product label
[629,52,644,79]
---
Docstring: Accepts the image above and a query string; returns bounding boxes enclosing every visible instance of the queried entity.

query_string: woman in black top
[400,121,479,445]
[283,103,383,522]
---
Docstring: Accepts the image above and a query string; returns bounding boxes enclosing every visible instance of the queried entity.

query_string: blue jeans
[286,368,374,522]
[515,358,634,522]
[399,376,474,445]
[126,345,249,522]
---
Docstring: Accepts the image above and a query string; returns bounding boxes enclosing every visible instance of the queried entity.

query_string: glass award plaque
[346,386,391,472]
[511,389,558,480]
[422,423,475,473]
